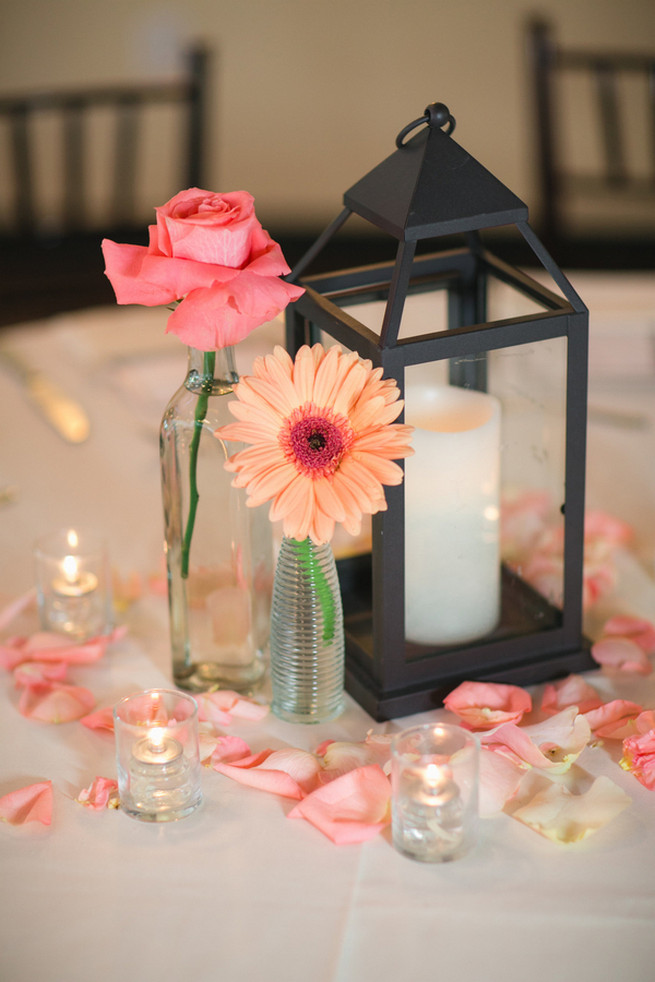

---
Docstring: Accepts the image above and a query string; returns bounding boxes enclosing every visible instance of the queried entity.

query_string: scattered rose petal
[80,707,116,733]
[76,777,119,810]
[541,675,603,715]
[511,775,631,843]
[319,732,393,782]
[287,765,391,844]
[480,707,591,773]
[621,727,655,790]
[444,681,532,730]
[0,781,53,825]
[583,700,644,739]
[591,637,652,675]
[0,626,125,671]
[212,747,321,799]
[210,735,252,765]
[600,616,655,655]
[478,747,525,817]
[18,681,95,723]
[13,661,69,686]
[635,710,655,733]
[195,690,268,727]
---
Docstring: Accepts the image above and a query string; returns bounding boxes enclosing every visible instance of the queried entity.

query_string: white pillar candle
[404,382,501,645]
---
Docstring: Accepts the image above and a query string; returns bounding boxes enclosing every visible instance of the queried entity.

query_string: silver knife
[0,347,91,444]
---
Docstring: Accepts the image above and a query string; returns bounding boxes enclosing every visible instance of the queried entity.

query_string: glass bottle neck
[185,346,238,395]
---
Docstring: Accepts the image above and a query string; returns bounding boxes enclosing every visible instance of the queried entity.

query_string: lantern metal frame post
[285,105,595,721]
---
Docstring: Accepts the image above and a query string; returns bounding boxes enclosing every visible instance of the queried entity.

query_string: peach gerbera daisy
[215,343,414,544]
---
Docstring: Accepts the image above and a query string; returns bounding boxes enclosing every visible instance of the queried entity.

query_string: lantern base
[345,642,595,722]
[337,554,596,722]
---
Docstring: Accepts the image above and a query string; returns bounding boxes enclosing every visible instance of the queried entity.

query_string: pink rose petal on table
[591,637,652,675]
[444,680,532,730]
[600,616,655,655]
[511,775,631,843]
[0,781,53,826]
[541,674,603,715]
[212,747,322,799]
[76,777,119,810]
[621,726,655,790]
[210,735,252,765]
[318,732,393,782]
[195,690,268,727]
[80,707,116,733]
[18,681,95,723]
[0,626,125,671]
[583,700,644,739]
[478,747,525,817]
[481,707,591,773]
[13,660,69,686]
[287,765,391,844]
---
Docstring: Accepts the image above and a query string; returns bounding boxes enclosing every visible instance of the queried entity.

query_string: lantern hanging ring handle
[395,102,456,148]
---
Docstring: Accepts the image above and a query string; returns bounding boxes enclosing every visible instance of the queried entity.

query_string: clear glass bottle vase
[270,536,345,723]
[160,346,273,693]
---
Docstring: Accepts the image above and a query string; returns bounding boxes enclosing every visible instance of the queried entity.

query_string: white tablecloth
[1,272,655,982]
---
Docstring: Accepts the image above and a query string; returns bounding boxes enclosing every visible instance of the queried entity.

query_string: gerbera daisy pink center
[281,405,354,479]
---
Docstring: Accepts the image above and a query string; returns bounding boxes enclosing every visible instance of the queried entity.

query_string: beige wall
[2,0,654,233]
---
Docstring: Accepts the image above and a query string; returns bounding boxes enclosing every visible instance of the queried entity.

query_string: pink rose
[101,188,304,350]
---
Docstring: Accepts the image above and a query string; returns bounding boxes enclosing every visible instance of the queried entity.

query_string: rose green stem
[181,350,216,578]
[297,536,335,643]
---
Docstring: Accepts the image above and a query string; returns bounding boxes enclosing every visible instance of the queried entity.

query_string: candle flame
[61,554,80,584]
[66,529,80,550]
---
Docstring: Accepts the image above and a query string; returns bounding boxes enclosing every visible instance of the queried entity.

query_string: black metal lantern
[285,103,595,721]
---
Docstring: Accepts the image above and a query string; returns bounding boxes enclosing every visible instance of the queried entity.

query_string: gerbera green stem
[181,350,216,578]
[297,536,335,643]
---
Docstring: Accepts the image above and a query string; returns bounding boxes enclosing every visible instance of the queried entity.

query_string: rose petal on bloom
[541,674,603,715]
[76,777,119,810]
[287,765,391,844]
[600,616,655,655]
[444,680,532,730]
[480,707,591,773]
[621,727,655,790]
[583,700,644,739]
[591,637,652,675]
[0,781,53,826]
[80,707,115,733]
[479,747,525,817]
[18,681,95,723]
[511,775,631,843]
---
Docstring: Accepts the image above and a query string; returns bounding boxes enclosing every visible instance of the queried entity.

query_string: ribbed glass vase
[270,536,345,724]
[160,345,273,694]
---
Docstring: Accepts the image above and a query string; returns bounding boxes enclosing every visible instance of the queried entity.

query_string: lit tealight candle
[52,553,99,598]
[114,689,202,823]
[132,727,184,766]
[392,724,479,863]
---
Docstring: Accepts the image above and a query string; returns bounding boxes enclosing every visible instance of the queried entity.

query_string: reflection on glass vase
[270,536,345,724]
[160,345,273,693]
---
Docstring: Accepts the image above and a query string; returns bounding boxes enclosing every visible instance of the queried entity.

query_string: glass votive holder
[35,528,113,641]
[391,723,479,863]
[114,689,202,823]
